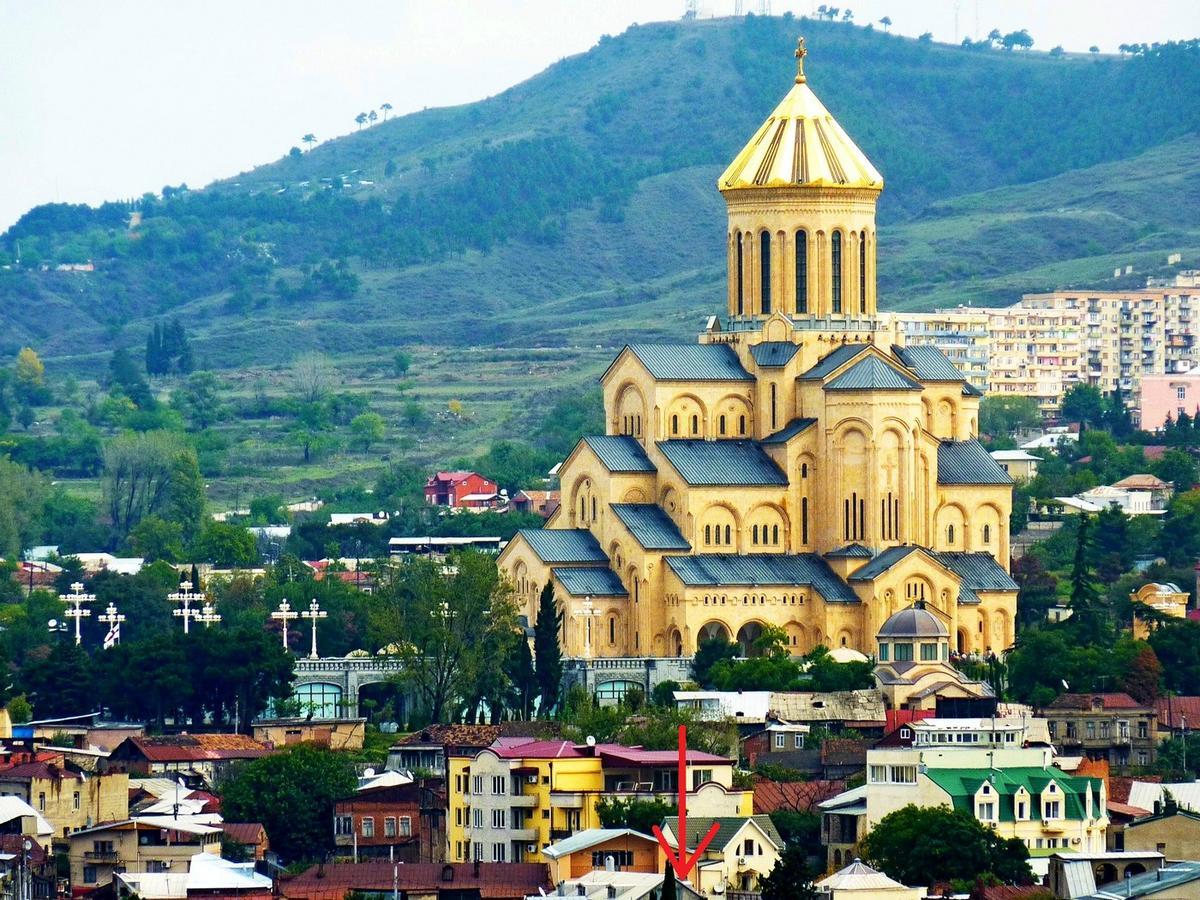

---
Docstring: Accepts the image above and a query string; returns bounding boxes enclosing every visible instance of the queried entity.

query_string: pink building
[1139,368,1200,430]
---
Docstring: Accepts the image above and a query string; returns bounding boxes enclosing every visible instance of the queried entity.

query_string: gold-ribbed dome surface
[719,67,883,192]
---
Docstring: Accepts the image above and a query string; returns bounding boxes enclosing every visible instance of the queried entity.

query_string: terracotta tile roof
[0,834,49,865]
[753,779,845,814]
[222,822,266,845]
[0,761,82,781]
[1110,775,1161,804]
[394,724,501,748]
[121,734,271,762]
[1156,697,1200,730]
[1047,692,1148,711]
[1108,801,1151,819]
[977,885,1051,900]
[280,862,550,900]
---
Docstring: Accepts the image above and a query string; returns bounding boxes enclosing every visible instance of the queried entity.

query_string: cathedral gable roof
[610,504,691,551]
[892,344,968,382]
[750,341,801,368]
[552,567,627,597]
[824,543,873,559]
[847,545,922,581]
[517,530,608,564]
[609,344,752,382]
[761,418,818,444]
[933,552,1018,592]
[938,440,1013,485]
[798,344,872,381]
[656,440,788,486]
[664,554,857,602]
[581,436,655,473]
[825,356,922,392]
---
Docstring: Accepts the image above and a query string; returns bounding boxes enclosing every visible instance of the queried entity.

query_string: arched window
[752,524,759,544]
[671,414,679,436]
[983,524,991,545]
[609,617,616,644]
[801,462,808,478]
[636,415,641,436]
[772,524,779,544]
[795,229,808,313]
[592,497,597,520]
[691,414,699,436]
[580,497,586,522]
[760,230,772,314]
[831,230,843,313]
[859,229,867,313]
[719,415,726,436]
[736,232,744,315]
[714,525,721,545]
[947,524,955,545]
[802,498,809,544]
[725,524,732,545]
[738,415,747,435]
[705,525,712,544]
[770,383,777,430]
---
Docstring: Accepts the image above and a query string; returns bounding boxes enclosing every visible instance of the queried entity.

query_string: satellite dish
[364,768,376,778]
[586,735,596,747]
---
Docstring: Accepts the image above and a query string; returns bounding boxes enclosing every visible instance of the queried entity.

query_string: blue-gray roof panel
[799,344,872,380]
[935,552,1019,591]
[664,554,857,602]
[938,440,1013,485]
[848,545,920,581]
[552,566,627,596]
[627,344,752,381]
[892,344,967,382]
[825,543,874,559]
[761,418,818,444]
[582,436,655,473]
[656,440,788,486]
[825,356,923,392]
[610,504,691,551]
[518,529,609,564]
[750,342,801,368]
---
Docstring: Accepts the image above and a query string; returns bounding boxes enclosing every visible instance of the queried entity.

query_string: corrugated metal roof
[661,815,783,853]
[541,829,655,860]
[610,504,690,551]
[626,344,752,381]
[938,440,1013,484]
[825,543,873,559]
[892,344,966,381]
[664,554,857,601]
[657,440,787,486]
[761,418,818,444]
[799,344,871,380]
[750,342,801,367]
[848,545,920,581]
[552,567,627,596]
[935,552,1019,591]
[825,356,922,391]
[517,529,609,564]
[963,382,984,397]
[582,436,655,473]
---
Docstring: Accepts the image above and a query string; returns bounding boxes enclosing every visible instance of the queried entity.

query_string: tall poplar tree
[533,583,563,718]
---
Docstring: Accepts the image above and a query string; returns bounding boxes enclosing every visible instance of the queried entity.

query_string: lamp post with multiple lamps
[195,602,222,628]
[58,582,96,647]
[300,599,327,659]
[97,603,126,648]
[271,599,299,650]
[169,581,206,634]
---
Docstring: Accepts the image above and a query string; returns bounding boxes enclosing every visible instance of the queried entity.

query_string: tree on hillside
[533,583,563,717]
[14,348,47,406]
[290,352,335,404]
[863,806,1032,886]
[692,635,738,688]
[1067,515,1108,645]
[1156,449,1197,491]
[172,371,223,430]
[1050,45,1065,58]
[1150,620,1200,695]
[102,431,197,540]
[1061,384,1105,429]
[1090,45,1100,54]
[302,133,316,150]
[0,458,47,558]
[368,110,378,126]
[1001,29,1034,51]
[350,411,386,452]
[220,744,357,863]
[355,112,368,129]
[380,102,393,120]
[879,16,892,31]
[760,845,820,900]
[1122,645,1162,705]
[987,28,1002,46]
[192,521,258,568]
[108,348,154,408]
[979,395,1040,440]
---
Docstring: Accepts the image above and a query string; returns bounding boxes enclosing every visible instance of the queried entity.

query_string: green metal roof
[799,344,872,380]
[610,504,690,551]
[664,554,858,602]
[625,344,752,381]
[934,552,1018,592]
[656,440,788,486]
[750,342,801,368]
[825,356,923,392]
[661,815,783,852]
[848,545,921,581]
[923,767,1103,824]
[938,440,1013,485]
[761,418,818,444]
[517,529,608,564]
[552,566,627,596]
[892,344,967,382]
[582,435,655,473]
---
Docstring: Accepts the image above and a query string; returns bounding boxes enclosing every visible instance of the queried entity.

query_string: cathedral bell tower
[719,39,883,322]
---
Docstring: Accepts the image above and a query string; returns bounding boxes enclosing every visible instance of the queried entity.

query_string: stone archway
[699,621,731,644]
[737,622,765,657]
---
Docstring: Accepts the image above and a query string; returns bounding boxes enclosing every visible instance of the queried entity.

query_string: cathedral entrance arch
[668,627,683,657]
[957,627,970,655]
[736,622,766,656]
[699,621,731,644]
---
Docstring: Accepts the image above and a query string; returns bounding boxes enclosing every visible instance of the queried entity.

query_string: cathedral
[497,40,1017,668]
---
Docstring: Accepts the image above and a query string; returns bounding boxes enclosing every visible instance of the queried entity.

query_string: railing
[84,851,119,863]
[294,658,405,673]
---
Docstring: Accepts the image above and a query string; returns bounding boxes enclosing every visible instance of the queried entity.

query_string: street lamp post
[301,599,328,659]
[195,602,222,628]
[58,582,95,646]
[271,599,299,650]
[169,581,206,634]
[97,602,126,648]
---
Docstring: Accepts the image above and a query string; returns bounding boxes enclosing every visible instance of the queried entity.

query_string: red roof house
[424,471,500,510]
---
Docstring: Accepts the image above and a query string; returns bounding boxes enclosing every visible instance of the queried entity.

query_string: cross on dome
[795,36,807,83]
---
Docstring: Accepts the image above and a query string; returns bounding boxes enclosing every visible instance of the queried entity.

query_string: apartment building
[889,310,991,393]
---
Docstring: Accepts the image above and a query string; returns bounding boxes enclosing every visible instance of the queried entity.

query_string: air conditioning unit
[527,844,537,853]
[737,857,747,867]
[527,775,538,784]
[1072,838,1081,845]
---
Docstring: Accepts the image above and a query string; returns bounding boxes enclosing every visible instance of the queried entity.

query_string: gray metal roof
[625,344,752,381]
[664,554,858,602]
[825,543,873,559]
[878,603,948,638]
[551,566,627,596]
[938,440,1013,484]
[761,418,818,444]
[825,356,923,392]
[610,504,690,551]
[656,440,788,486]
[750,342,801,368]
[582,435,655,473]
[799,344,871,380]
[934,552,1019,591]
[962,382,984,397]
[848,545,920,581]
[892,344,966,382]
[518,529,609,564]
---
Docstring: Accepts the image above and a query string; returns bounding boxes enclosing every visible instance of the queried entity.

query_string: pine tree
[533,583,563,718]
[1067,515,1107,645]
[661,863,677,900]
[190,563,201,591]
[504,637,536,720]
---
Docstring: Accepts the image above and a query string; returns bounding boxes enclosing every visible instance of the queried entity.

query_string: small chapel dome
[877,601,948,640]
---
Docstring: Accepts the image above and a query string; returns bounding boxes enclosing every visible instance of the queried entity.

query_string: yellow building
[0,759,129,842]
[498,40,1017,672]
[68,816,222,892]
[658,814,783,898]
[1130,581,1189,640]
[446,740,751,865]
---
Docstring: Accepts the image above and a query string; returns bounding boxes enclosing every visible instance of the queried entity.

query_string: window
[795,230,808,313]
[385,817,397,838]
[609,617,616,644]
[705,525,712,544]
[736,232,744,315]
[725,525,732,545]
[947,524,955,545]
[37,792,44,811]
[473,808,483,829]
[831,230,843,313]
[893,642,913,662]
[760,231,772,314]
[878,642,889,661]
[775,733,786,749]
[859,230,867,313]
[474,842,483,862]
[1138,721,1149,739]
[83,866,97,885]
[719,415,726,436]
[491,809,507,828]
[752,524,759,544]
[982,524,991,545]
[362,817,375,838]
[493,843,507,862]
[1179,386,1188,400]
[455,808,462,826]
[691,414,699,435]
[336,815,353,835]
[1139,751,1149,766]
[1017,800,1027,820]
[920,643,939,661]
[889,765,917,784]
[692,769,714,789]
[593,850,635,868]
[492,775,507,795]
[73,791,81,810]
[672,414,679,435]
[977,802,995,820]
[739,415,747,435]
[772,524,779,544]
[869,765,887,783]
[801,497,809,544]
[794,734,804,748]
[473,775,483,794]
[1044,800,1061,819]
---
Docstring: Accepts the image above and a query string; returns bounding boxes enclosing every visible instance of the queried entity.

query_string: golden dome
[718,38,883,193]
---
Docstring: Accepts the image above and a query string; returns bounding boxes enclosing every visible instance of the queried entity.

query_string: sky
[1,0,1198,232]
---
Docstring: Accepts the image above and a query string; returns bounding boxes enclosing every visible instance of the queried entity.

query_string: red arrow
[652,725,721,880]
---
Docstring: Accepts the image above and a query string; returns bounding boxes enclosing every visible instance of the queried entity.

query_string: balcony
[550,792,587,809]
[509,827,538,842]
[84,851,120,863]
[509,794,537,809]
[1041,819,1066,833]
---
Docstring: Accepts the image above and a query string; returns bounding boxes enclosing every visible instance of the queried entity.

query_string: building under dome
[498,39,1017,691]
[874,601,993,711]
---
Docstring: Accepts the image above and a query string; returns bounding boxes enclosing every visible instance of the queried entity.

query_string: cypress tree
[661,863,677,900]
[533,583,563,718]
